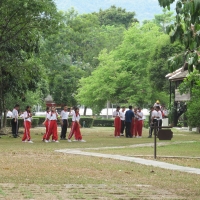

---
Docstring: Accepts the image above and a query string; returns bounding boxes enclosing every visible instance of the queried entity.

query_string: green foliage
[33,116,46,125]
[94,5,138,28]
[158,0,200,72]
[68,117,94,128]
[32,118,39,128]
[178,70,200,127]
[93,119,114,127]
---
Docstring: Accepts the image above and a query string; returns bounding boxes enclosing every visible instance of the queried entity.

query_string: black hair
[129,105,132,109]
[14,104,20,108]
[25,106,31,111]
[46,106,50,111]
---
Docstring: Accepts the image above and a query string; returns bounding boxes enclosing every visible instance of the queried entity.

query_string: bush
[6,118,24,127]
[93,119,114,127]
[31,118,39,128]
[68,117,94,128]
[6,118,39,128]
[33,116,45,125]
[143,120,149,129]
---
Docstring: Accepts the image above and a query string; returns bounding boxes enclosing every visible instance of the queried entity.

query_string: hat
[156,100,160,104]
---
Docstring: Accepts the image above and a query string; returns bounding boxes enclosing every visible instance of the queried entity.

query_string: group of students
[113,105,144,138]
[10,104,86,143]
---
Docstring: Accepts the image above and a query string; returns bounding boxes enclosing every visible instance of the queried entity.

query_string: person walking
[45,107,59,143]
[68,107,85,142]
[125,106,135,138]
[11,104,20,138]
[113,106,121,137]
[157,106,163,130]
[60,105,70,140]
[120,107,126,136]
[148,107,154,138]
[22,106,33,143]
[135,107,143,138]
[42,107,51,141]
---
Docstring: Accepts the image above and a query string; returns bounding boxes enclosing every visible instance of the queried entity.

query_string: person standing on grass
[149,106,158,138]
[68,107,86,142]
[45,107,59,143]
[157,106,163,130]
[42,107,51,141]
[113,106,121,137]
[60,105,71,140]
[22,106,33,143]
[135,107,143,138]
[120,107,126,136]
[125,106,135,138]
[11,104,20,138]
[148,106,154,138]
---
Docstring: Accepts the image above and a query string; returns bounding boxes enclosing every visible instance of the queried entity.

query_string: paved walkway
[56,141,200,175]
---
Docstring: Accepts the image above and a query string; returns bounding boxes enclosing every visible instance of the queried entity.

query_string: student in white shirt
[45,107,59,143]
[22,106,33,143]
[113,106,121,137]
[135,107,143,138]
[60,105,70,140]
[11,104,20,138]
[149,106,159,138]
[157,106,163,129]
[120,107,126,136]
[42,107,51,141]
[68,107,85,142]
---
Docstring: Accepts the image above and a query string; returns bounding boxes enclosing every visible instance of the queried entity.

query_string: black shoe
[148,135,152,138]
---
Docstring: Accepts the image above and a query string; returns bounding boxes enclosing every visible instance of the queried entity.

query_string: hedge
[6,118,39,128]
[68,117,94,128]
[93,119,114,127]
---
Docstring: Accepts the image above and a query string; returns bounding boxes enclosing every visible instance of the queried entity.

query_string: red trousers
[43,120,50,140]
[131,119,135,136]
[22,121,31,141]
[46,120,58,141]
[134,120,138,136]
[114,117,121,136]
[68,122,82,140]
[136,120,143,136]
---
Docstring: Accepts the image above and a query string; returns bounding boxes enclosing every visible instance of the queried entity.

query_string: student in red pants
[113,106,121,137]
[68,107,86,142]
[132,108,138,137]
[45,107,59,143]
[22,106,33,143]
[135,107,143,138]
[42,107,50,141]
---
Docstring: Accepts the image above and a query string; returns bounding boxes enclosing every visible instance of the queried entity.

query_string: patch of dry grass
[0,126,199,199]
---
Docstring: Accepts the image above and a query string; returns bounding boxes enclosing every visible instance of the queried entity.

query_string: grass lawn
[0,126,199,199]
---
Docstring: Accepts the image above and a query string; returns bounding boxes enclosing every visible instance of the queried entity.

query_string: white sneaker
[68,139,72,142]
[28,140,33,143]
[79,140,86,142]
[136,136,139,138]
[73,139,78,142]
[55,140,59,143]
[45,140,49,143]
[138,136,142,138]
[22,140,27,143]
[52,140,56,142]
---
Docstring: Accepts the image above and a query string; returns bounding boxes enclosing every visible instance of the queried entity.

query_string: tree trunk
[83,106,87,116]
[0,67,3,129]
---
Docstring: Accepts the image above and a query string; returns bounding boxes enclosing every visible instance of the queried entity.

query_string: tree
[158,0,200,72]
[94,5,138,29]
[76,22,169,109]
[153,8,175,32]
[0,0,59,127]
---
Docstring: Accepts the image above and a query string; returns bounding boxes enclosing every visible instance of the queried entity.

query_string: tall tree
[0,0,59,127]
[94,5,138,29]
[158,0,200,72]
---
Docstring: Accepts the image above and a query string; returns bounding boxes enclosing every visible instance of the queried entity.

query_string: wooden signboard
[175,89,190,101]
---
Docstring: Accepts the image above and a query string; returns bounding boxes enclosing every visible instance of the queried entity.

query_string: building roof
[165,67,188,81]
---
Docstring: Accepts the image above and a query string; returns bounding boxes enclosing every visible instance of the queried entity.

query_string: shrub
[68,117,94,128]
[93,119,114,127]
[6,118,24,127]
[33,116,45,125]
[31,118,39,128]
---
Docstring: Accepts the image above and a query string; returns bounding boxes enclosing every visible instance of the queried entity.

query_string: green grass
[0,126,200,199]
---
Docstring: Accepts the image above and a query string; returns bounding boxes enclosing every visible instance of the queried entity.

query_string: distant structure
[165,65,189,126]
